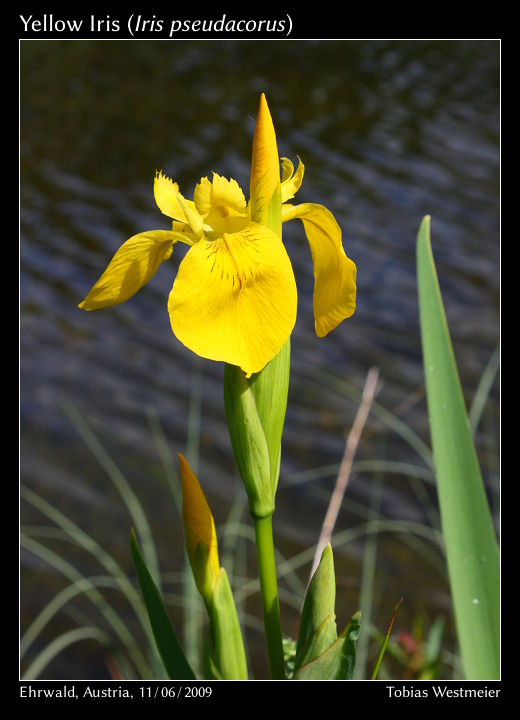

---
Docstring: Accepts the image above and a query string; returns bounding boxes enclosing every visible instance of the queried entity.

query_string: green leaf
[416,216,499,680]
[294,611,361,680]
[419,616,445,680]
[130,529,195,679]
[294,544,337,671]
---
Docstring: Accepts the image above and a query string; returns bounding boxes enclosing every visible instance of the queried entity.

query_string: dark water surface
[20,40,499,680]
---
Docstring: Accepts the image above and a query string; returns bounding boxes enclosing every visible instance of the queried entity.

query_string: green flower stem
[253,514,286,679]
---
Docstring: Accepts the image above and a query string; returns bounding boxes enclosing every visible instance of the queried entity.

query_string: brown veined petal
[282,203,357,336]
[78,230,177,311]
[168,222,297,377]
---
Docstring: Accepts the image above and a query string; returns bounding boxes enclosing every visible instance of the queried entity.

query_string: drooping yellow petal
[178,454,220,602]
[250,93,280,226]
[78,230,177,311]
[171,221,198,246]
[168,223,297,377]
[282,203,357,336]
[281,156,305,203]
[154,170,196,221]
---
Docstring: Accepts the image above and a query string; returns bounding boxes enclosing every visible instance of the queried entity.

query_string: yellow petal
[177,193,204,239]
[154,170,196,221]
[171,221,197,246]
[281,156,305,203]
[193,176,213,217]
[195,173,246,216]
[78,230,176,310]
[168,223,297,377]
[212,174,246,213]
[250,93,280,222]
[282,203,356,336]
[281,157,294,183]
[178,454,220,601]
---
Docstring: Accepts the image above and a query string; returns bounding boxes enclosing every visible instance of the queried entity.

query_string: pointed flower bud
[250,93,282,235]
[178,454,220,604]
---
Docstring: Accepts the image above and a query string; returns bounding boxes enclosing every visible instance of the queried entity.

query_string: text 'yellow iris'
[79,94,357,377]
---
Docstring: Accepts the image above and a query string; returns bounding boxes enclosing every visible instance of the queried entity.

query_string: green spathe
[204,568,248,680]
[224,337,290,518]
[294,611,361,680]
[416,215,499,680]
[293,544,360,680]
[294,544,337,670]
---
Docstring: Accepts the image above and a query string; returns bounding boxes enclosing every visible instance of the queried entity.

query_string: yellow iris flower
[79,94,356,377]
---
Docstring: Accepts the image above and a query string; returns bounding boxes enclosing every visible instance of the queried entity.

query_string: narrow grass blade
[20,533,151,678]
[370,597,403,680]
[61,401,161,590]
[296,366,433,468]
[21,573,124,659]
[468,343,500,435]
[21,485,149,632]
[416,215,499,679]
[22,627,111,679]
[354,439,385,679]
[130,529,195,679]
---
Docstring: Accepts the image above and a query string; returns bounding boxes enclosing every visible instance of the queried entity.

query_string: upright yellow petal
[78,230,177,311]
[193,176,213,217]
[282,203,357,336]
[169,223,297,377]
[194,174,248,227]
[210,174,247,214]
[177,193,204,239]
[281,156,305,203]
[154,171,196,221]
[250,93,281,227]
[178,454,220,602]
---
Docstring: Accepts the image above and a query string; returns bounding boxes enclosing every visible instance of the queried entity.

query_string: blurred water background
[20,39,499,680]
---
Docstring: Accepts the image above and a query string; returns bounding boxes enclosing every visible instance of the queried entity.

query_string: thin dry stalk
[309,366,381,581]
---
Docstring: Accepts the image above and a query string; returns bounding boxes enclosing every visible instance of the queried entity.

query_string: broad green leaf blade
[416,216,499,679]
[294,544,337,671]
[130,529,195,679]
[294,611,361,680]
